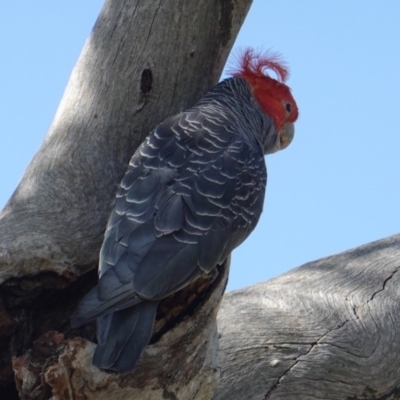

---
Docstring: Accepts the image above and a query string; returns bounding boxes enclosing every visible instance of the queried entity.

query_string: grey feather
[93,301,158,373]
[71,77,277,373]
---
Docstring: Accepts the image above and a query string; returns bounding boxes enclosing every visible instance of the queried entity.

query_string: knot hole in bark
[140,69,153,95]
[136,68,153,112]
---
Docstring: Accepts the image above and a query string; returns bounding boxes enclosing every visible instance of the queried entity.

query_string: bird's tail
[92,300,159,373]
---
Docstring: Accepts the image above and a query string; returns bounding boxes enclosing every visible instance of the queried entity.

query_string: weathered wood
[0,0,251,284]
[0,0,251,397]
[13,261,229,400]
[5,1,398,399]
[215,234,400,400]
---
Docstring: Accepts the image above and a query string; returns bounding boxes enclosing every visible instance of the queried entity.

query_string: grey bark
[0,0,250,282]
[215,234,400,400]
[13,261,230,400]
[0,0,251,398]
[2,0,399,399]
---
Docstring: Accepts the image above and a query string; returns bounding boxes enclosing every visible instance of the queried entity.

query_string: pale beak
[264,122,295,155]
[279,122,295,150]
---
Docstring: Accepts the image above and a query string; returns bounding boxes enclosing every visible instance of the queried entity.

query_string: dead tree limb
[215,234,400,400]
[5,2,396,399]
[0,0,251,398]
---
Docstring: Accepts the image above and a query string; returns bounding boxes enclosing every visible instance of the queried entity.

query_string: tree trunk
[3,1,399,400]
[215,234,400,400]
[0,0,251,398]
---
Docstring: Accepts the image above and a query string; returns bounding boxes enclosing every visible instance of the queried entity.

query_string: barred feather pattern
[71,77,275,373]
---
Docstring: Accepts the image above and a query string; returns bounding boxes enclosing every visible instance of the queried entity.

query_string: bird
[71,48,299,373]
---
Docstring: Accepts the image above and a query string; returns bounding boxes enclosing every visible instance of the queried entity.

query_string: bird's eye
[285,103,292,113]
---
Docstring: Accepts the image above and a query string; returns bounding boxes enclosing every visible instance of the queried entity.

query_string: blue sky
[1,2,399,291]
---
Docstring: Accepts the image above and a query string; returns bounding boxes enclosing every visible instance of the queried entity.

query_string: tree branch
[0,0,251,283]
[215,234,400,400]
[0,0,251,397]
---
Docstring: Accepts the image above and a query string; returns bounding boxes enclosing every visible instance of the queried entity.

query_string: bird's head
[230,48,299,154]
